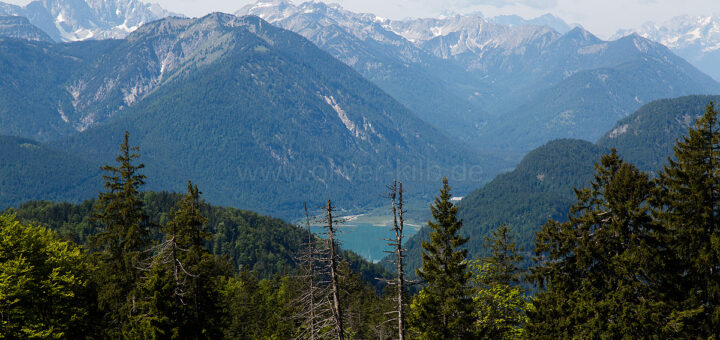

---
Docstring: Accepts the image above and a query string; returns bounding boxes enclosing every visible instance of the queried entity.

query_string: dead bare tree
[292,203,335,340]
[382,180,407,340]
[138,226,196,304]
[292,201,349,340]
[323,200,345,340]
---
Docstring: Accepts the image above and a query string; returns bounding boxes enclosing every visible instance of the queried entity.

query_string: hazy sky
[4,0,720,38]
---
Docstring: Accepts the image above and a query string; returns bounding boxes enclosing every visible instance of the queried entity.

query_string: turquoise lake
[310,222,420,263]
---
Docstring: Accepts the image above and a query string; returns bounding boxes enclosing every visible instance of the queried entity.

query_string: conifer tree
[89,131,152,336]
[132,181,226,338]
[482,224,523,287]
[409,177,474,339]
[528,150,665,338]
[651,102,720,336]
[471,224,529,339]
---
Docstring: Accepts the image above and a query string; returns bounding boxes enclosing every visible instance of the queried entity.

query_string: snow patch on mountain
[616,15,720,80]
[0,0,177,42]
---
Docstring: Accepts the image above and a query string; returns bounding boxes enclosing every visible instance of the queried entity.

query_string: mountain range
[0,0,174,41]
[617,15,720,82]
[2,0,720,258]
[0,13,494,219]
[239,0,720,157]
[1,0,717,160]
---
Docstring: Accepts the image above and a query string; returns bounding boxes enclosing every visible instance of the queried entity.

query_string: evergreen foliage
[7,193,390,285]
[401,96,720,281]
[131,181,228,338]
[89,131,153,336]
[401,139,608,279]
[528,150,666,337]
[409,177,474,339]
[220,271,297,339]
[1,131,391,338]
[650,102,720,336]
[482,224,523,287]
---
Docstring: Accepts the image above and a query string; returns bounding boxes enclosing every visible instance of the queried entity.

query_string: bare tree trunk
[383,180,407,340]
[306,203,317,340]
[396,182,406,340]
[292,203,337,340]
[325,200,345,340]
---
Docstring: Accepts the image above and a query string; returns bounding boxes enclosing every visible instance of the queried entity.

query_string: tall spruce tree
[90,131,152,336]
[409,177,474,339]
[528,150,666,338]
[482,224,523,287]
[471,224,529,339]
[132,181,226,339]
[651,102,720,336]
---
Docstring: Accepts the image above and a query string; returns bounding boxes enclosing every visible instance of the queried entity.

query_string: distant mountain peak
[490,12,572,33]
[614,31,668,54]
[615,15,720,80]
[564,26,599,41]
[0,0,178,41]
[0,15,53,41]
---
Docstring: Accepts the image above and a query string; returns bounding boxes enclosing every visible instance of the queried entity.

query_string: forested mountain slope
[0,15,52,41]
[598,95,720,171]
[400,95,720,273]
[52,14,491,219]
[402,139,608,273]
[0,135,100,209]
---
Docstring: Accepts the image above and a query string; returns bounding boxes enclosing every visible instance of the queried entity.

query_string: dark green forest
[0,135,100,208]
[598,94,720,171]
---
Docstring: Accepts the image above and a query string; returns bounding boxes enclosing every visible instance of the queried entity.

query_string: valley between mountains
[1,0,719,264]
[3,0,720,337]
